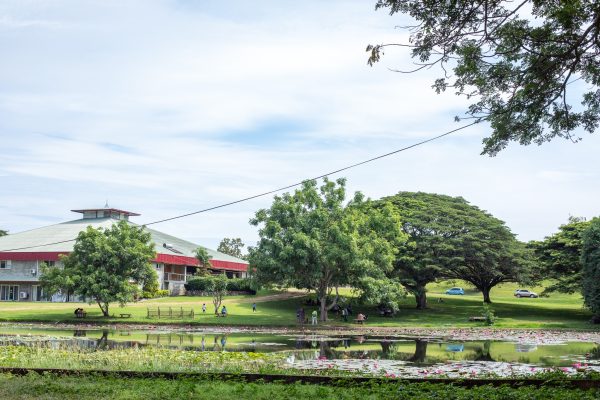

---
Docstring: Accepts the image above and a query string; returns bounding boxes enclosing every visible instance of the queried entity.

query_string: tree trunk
[414,289,427,309]
[482,287,492,303]
[97,300,109,317]
[408,339,428,363]
[319,294,328,322]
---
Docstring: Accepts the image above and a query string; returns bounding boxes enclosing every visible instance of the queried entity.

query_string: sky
[1,0,599,251]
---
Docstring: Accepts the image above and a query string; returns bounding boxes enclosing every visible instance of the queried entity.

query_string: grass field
[1,373,599,400]
[0,281,595,329]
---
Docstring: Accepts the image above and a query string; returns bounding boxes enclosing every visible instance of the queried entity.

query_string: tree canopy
[381,192,527,306]
[368,1,600,155]
[217,238,247,260]
[530,216,591,295]
[581,217,600,321]
[40,221,157,316]
[248,178,406,321]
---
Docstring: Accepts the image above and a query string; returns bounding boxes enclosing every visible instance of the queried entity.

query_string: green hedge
[185,277,256,294]
[141,289,170,299]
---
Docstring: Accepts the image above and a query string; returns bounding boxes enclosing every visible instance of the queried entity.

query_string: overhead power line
[144,120,479,226]
[0,120,479,252]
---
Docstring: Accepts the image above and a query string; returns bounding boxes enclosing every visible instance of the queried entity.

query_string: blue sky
[1,0,599,250]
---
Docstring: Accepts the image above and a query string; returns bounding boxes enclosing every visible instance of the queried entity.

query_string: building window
[0,285,19,301]
[42,260,55,268]
[0,260,11,270]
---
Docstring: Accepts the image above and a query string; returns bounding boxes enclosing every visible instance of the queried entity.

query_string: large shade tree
[249,178,406,321]
[581,217,600,322]
[368,1,600,155]
[382,192,528,307]
[530,217,591,295]
[217,238,247,260]
[40,221,157,316]
[442,214,530,304]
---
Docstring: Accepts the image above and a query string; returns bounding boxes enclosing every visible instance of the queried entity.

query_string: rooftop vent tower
[71,207,141,220]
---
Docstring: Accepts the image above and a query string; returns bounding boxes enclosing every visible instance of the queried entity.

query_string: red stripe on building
[154,253,199,266]
[209,259,248,272]
[0,251,248,273]
[153,253,248,272]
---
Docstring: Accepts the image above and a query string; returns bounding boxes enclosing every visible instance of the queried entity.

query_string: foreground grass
[0,282,595,329]
[0,346,285,374]
[1,373,599,400]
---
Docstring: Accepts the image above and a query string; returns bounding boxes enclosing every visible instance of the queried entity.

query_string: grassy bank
[0,282,595,329]
[1,373,599,400]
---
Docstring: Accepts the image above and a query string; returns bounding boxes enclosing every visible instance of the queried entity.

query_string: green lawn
[0,282,596,329]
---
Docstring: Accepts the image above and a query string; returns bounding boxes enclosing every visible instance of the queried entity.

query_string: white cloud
[0,0,598,250]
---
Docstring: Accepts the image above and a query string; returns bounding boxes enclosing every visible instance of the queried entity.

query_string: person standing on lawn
[311,310,318,325]
[252,302,256,312]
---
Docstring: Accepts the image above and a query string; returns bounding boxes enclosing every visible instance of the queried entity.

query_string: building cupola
[71,204,140,220]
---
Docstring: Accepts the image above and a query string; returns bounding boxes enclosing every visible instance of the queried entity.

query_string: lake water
[1,326,599,377]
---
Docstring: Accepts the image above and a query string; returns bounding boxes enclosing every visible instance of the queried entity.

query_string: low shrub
[482,303,496,326]
[141,289,170,299]
[185,277,256,294]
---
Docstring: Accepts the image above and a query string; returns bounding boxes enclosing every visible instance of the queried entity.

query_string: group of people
[296,307,319,325]
[197,302,257,317]
[296,304,365,325]
[73,308,86,317]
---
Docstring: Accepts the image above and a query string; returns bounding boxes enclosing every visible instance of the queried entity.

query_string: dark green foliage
[142,275,159,297]
[482,303,496,326]
[530,217,591,295]
[581,217,600,318]
[40,221,157,317]
[185,277,256,294]
[218,238,247,260]
[369,1,600,155]
[382,192,529,307]
[249,178,406,321]
[0,229,7,237]
[225,278,257,293]
[141,289,169,299]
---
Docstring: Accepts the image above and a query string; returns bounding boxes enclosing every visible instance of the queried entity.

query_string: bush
[141,289,170,299]
[482,303,496,326]
[185,276,257,294]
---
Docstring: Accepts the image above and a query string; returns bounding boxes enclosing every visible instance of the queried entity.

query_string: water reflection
[473,341,495,362]
[0,328,596,368]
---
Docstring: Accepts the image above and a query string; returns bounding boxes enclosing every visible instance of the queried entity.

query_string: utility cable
[144,120,479,226]
[0,120,479,252]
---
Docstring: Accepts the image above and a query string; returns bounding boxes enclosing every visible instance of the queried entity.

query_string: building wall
[1,258,246,301]
[0,259,49,301]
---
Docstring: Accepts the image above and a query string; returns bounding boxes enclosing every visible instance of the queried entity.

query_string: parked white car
[514,289,538,298]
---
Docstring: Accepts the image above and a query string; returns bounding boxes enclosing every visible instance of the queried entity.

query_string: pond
[1,326,599,377]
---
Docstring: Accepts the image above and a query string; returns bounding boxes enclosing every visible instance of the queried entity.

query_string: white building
[0,207,248,301]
